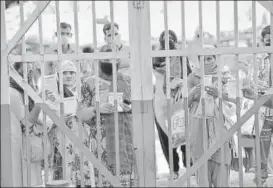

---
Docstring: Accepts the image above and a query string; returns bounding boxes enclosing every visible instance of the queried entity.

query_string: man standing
[102,22,130,75]
[243,25,273,186]
[45,22,75,75]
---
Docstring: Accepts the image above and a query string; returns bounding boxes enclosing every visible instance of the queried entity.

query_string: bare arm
[76,79,96,122]
[243,88,273,109]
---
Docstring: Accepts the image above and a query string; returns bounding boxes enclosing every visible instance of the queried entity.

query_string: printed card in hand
[108,93,123,112]
[171,109,186,148]
[43,74,60,114]
[165,108,186,148]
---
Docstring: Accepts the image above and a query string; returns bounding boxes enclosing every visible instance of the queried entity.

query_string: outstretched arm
[242,88,273,109]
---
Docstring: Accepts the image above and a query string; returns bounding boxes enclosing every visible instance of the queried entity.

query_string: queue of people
[8,20,272,188]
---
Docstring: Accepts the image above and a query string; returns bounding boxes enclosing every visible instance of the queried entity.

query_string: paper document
[108,92,123,112]
[63,97,78,115]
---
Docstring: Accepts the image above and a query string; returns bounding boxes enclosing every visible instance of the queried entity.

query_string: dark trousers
[260,119,273,180]
[155,117,193,172]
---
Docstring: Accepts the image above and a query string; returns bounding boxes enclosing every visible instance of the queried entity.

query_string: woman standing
[10,61,46,186]
[77,44,134,186]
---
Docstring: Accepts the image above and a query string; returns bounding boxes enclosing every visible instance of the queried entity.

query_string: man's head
[159,30,178,50]
[103,22,121,48]
[55,22,72,46]
[99,45,120,76]
[61,60,77,86]
[261,25,271,46]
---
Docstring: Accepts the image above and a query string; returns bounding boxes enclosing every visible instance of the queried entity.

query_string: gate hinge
[133,1,144,9]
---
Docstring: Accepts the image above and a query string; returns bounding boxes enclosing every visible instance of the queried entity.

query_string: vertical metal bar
[216,1,225,187]
[163,1,174,184]
[73,2,84,187]
[181,1,191,186]
[271,9,273,87]
[109,1,120,178]
[128,2,156,186]
[55,1,66,180]
[20,1,31,186]
[198,1,209,187]
[233,1,244,187]
[1,1,14,187]
[37,4,49,183]
[92,1,101,187]
[252,2,262,187]
[270,4,273,90]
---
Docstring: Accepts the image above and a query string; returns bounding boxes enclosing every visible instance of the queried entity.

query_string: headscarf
[59,60,77,98]
[192,45,218,76]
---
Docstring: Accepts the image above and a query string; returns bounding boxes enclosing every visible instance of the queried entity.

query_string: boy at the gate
[101,22,131,76]
[242,25,273,186]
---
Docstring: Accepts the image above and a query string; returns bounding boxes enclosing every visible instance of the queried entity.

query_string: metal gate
[1,1,273,187]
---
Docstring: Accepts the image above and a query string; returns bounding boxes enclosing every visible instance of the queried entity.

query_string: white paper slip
[43,73,59,95]
[204,75,212,87]
[63,97,78,115]
[108,92,123,112]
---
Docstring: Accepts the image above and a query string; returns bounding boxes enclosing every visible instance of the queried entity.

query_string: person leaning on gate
[9,47,52,186]
[152,29,193,179]
[76,44,135,186]
[187,45,233,187]
[242,25,273,187]
[101,22,131,76]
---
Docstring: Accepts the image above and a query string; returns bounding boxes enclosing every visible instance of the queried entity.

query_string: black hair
[103,22,119,35]
[82,46,94,53]
[261,25,270,38]
[159,30,178,43]
[60,22,72,30]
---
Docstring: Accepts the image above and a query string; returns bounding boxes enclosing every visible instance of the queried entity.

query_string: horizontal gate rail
[8,52,129,62]
[6,1,51,54]
[151,46,273,57]
[170,92,273,187]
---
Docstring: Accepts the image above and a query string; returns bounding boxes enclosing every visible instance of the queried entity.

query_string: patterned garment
[257,54,273,120]
[80,73,135,187]
[189,68,232,165]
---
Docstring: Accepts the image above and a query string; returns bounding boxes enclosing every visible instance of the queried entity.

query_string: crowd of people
[8,20,273,188]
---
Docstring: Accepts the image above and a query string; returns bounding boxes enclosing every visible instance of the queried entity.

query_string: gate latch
[133,1,144,9]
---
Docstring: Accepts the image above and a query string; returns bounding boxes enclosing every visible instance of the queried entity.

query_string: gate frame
[1,1,13,186]
[1,1,273,187]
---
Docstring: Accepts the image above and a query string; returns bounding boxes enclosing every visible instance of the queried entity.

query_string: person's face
[204,55,216,65]
[59,27,72,45]
[104,26,121,47]
[262,34,270,46]
[160,33,176,49]
[63,71,76,86]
